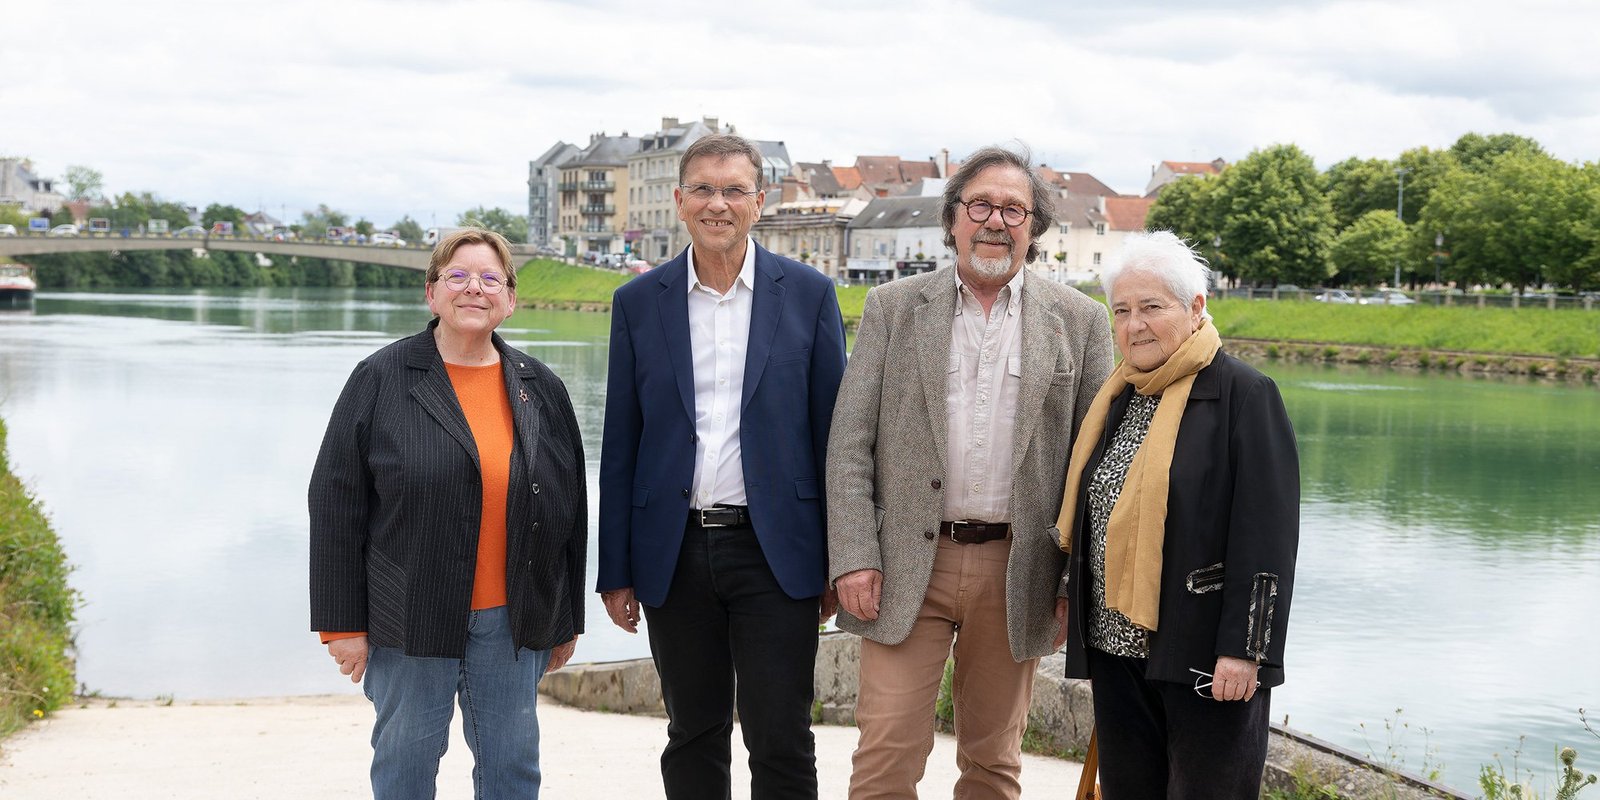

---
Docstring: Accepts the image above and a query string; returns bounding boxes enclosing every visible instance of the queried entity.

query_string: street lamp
[1394,167,1410,288]
[1434,232,1444,288]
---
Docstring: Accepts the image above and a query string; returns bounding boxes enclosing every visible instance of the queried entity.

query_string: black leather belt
[940,520,1011,544]
[690,505,752,528]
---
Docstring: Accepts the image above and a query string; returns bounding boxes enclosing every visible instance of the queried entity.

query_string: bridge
[0,233,543,271]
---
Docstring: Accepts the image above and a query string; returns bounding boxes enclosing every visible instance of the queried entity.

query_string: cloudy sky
[3,0,1595,228]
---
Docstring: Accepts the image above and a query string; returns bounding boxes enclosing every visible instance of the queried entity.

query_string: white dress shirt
[686,238,757,509]
[943,267,1026,523]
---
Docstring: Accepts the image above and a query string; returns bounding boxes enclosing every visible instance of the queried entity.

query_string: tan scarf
[1055,319,1221,631]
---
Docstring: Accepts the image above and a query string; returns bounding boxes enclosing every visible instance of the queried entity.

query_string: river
[0,287,1595,792]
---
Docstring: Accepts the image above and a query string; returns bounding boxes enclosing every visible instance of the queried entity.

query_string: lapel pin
[519,388,530,403]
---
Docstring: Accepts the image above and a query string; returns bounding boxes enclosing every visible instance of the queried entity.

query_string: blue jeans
[363,606,553,800]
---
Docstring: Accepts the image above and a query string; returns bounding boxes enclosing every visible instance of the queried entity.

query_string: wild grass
[0,418,78,747]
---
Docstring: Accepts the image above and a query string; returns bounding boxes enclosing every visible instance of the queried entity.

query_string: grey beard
[969,252,1015,280]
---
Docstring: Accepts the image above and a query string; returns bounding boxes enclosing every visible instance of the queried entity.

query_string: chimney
[781,174,801,204]
[703,116,719,131]
[662,116,679,130]
[937,148,950,178]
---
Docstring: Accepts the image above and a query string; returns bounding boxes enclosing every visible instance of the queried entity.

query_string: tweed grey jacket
[826,267,1114,661]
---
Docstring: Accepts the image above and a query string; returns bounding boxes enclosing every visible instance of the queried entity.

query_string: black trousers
[643,522,820,800]
[1087,647,1271,800]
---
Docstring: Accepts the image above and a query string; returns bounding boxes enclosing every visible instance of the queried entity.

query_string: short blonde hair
[426,228,516,289]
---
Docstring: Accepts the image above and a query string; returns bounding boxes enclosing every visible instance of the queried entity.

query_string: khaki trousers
[849,536,1037,800]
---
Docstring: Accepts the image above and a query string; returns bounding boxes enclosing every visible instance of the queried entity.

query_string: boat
[0,262,37,304]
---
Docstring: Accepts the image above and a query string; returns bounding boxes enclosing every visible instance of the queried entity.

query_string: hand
[327,636,369,683]
[835,569,882,621]
[819,587,839,624]
[548,636,578,672]
[1053,598,1069,650]
[601,587,641,633]
[1211,655,1260,702]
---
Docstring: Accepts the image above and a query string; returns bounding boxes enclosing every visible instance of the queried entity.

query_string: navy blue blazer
[597,243,847,606]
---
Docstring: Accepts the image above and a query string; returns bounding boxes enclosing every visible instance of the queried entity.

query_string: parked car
[623,259,651,274]
[0,224,16,236]
[1362,289,1416,305]
[1314,289,1358,304]
[48,223,79,236]
[370,233,406,247]
[174,225,207,238]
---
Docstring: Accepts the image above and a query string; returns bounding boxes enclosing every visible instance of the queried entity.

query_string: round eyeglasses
[959,199,1033,228]
[438,269,509,294]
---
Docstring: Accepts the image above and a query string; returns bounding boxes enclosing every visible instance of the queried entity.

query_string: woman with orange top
[309,227,585,799]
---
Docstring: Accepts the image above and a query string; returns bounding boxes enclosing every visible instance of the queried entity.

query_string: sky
[3,0,1596,229]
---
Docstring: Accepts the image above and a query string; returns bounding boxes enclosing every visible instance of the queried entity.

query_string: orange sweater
[320,361,515,644]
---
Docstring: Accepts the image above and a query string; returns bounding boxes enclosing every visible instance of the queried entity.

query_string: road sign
[28,218,49,232]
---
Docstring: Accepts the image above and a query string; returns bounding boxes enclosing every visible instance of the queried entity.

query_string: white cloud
[1,0,1593,227]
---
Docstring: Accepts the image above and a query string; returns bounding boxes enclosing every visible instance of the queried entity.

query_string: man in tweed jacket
[826,146,1113,799]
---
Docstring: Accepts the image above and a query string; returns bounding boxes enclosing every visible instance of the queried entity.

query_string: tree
[1145,173,1228,282]
[353,218,375,236]
[1330,210,1408,287]
[63,165,104,201]
[1215,144,1336,287]
[390,215,425,243]
[456,206,528,243]
[1322,147,1455,231]
[202,203,246,229]
[300,204,349,240]
[1449,132,1545,173]
[1417,148,1581,293]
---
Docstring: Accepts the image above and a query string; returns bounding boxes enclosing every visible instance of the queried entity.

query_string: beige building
[556,132,638,257]
[752,197,868,280]
[1035,193,1154,286]
[627,117,721,262]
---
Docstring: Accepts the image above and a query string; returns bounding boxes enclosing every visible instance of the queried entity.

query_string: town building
[843,195,948,285]
[556,132,639,257]
[528,142,581,246]
[1036,192,1154,286]
[1143,158,1227,196]
[752,196,868,281]
[0,158,65,214]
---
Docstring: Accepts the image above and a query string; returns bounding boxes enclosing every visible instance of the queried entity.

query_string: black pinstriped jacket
[309,320,586,658]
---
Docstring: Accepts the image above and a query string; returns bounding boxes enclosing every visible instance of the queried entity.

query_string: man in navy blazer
[598,133,847,799]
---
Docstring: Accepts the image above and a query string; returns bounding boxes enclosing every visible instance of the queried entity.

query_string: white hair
[1100,230,1213,320]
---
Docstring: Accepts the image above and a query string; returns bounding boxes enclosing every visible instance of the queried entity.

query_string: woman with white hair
[1054,230,1300,797]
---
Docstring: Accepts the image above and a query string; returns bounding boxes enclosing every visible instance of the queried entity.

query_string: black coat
[309,320,587,658]
[1062,351,1299,687]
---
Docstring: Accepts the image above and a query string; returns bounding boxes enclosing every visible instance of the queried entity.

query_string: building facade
[557,132,638,257]
[844,196,948,284]
[751,197,867,281]
[0,158,65,213]
[528,142,581,246]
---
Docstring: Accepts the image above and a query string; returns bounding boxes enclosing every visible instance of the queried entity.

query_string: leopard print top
[1086,391,1160,658]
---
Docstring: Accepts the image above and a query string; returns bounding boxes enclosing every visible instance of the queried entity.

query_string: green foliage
[1263,760,1340,800]
[1418,148,1594,292]
[391,215,425,243]
[1331,209,1409,286]
[1146,173,1227,279]
[0,419,79,744]
[201,203,245,229]
[1450,132,1547,173]
[353,218,375,236]
[457,206,529,244]
[62,164,103,201]
[300,204,349,240]
[91,192,192,232]
[26,249,417,289]
[0,205,30,229]
[1208,298,1600,359]
[1217,144,1337,288]
[934,658,955,724]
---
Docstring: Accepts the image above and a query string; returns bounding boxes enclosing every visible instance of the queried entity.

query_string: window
[1093,252,1102,265]
[1095,223,1106,235]
[1059,224,1070,235]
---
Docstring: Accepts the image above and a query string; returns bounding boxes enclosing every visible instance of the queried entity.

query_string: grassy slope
[510,261,1598,359]
[0,419,77,747]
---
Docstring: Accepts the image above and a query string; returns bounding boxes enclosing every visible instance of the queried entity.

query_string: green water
[0,288,1594,792]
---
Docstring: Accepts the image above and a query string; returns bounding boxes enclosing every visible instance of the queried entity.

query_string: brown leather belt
[940,520,1011,544]
[689,505,752,528]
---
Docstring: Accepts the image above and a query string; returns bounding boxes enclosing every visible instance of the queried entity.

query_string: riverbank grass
[1209,299,1600,359]
[515,259,629,307]
[0,418,77,746]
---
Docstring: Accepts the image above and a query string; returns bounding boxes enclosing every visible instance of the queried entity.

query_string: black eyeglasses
[680,184,762,202]
[959,199,1032,228]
